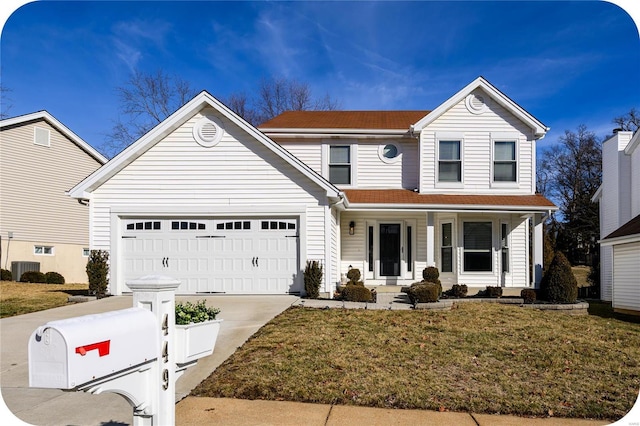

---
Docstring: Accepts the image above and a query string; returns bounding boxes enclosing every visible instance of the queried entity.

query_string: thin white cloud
[110,19,173,72]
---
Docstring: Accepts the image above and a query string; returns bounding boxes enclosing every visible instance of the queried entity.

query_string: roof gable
[412,77,548,138]
[624,130,640,155]
[68,91,341,199]
[0,111,107,164]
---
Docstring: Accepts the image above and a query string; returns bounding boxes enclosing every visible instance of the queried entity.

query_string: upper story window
[494,141,517,182]
[378,143,401,163]
[438,140,461,182]
[329,146,351,185]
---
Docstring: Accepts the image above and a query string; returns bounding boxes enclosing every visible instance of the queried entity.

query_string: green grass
[193,303,640,420]
[0,281,89,318]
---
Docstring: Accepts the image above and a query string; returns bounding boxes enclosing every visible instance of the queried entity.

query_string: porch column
[533,214,544,287]
[426,212,435,267]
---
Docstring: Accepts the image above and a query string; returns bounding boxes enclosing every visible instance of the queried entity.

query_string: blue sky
[1,1,639,156]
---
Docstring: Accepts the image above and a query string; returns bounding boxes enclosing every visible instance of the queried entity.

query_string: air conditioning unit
[11,261,40,281]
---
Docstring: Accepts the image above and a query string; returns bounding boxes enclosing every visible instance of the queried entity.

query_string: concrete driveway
[1,295,298,425]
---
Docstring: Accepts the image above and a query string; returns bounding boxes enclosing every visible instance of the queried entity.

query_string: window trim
[82,247,90,257]
[462,221,493,273]
[491,134,519,186]
[435,134,464,187]
[34,245,54,256]
[440,221,455,273]
[378,142,402,164]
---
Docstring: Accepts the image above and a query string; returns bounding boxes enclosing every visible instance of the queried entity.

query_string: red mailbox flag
[75,340,110,357]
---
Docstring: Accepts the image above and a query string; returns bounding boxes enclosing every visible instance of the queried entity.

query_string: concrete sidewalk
[1,295,298,425]
[176,397,611,426]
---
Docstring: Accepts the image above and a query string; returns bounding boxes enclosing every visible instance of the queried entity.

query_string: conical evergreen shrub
[540,251,577,303]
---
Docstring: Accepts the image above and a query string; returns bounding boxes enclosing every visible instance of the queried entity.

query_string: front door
[379,223,401,276]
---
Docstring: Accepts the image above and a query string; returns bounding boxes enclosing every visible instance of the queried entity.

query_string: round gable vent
[465,93,490,115]
[193,115,225,147]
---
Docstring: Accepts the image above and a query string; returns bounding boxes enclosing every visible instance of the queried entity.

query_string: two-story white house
[592,130,640,314]
[69,77,556,295]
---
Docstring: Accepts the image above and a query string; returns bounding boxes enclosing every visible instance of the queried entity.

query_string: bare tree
[252,77,339,125]
[538,125,602,265]
[612,107,640,132]
[104,70,197,158]
[223,92,261,127]
[1,84,13,119]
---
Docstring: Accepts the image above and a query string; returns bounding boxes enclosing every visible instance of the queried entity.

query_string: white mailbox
[29,307,158,389]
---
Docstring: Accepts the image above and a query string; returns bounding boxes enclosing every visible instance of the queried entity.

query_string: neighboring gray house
[1,111,107,282]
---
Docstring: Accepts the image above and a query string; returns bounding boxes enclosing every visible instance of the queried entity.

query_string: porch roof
[343,189,557,212]
[602,214,640,241]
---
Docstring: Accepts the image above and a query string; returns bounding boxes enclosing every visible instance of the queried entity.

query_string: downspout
[326,192,346,295]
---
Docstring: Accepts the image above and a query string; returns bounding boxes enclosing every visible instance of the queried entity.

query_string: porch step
[375,292,410,305]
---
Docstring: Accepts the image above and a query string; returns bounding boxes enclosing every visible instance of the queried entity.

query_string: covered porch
[335,190,557,290]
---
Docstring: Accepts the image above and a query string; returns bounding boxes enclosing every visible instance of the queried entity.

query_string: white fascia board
[412,77,549,138]
[599,234,640,246]
[345,203,558,213]
[1,110,108,164]
[624,130,640,155]
[69,91,342,200]
[591,185,603,202]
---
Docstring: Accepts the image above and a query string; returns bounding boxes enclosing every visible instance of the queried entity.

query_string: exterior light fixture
[349,221,355,236]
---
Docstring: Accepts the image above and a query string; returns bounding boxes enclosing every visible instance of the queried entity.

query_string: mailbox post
[128,275,181,426]
[28,275,212,426]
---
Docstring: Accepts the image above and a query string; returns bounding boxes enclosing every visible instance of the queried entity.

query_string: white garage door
[121,218,299,294]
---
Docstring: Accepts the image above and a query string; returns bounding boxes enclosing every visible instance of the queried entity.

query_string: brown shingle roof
[603,214,640,240]
[344,189,557,209]
[259,111,430,130]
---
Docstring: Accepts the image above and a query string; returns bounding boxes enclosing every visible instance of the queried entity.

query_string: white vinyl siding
[277,142,322,174]
[419,91,534,194]
[612,242,640,313]
[90,108,329,293]
[0,119,102,245]
[356,140,418,189]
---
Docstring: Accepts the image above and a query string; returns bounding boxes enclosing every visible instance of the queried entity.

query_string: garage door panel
[122,217,300,294]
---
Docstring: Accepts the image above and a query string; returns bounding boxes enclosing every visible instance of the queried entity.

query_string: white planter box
[174,319,223,365]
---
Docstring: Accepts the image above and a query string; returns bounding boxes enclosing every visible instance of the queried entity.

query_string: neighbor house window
[494,141,517,182]
[82,248,90,257]
[329,146,351,184]
[463,222,492,272]
[34,245,54,255]
[501,223,509,273]
[438,140,461,182]
[441,222,453,273]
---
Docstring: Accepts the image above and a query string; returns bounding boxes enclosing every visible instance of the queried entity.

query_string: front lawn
[192,303,640,420]
[0,281,89,318]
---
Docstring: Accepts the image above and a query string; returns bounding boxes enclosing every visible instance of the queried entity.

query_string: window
[438,140,461,182]
[501,223,509,273]
[406,226,413,272]
[329,146,351,184]
[463,222,492,272]
[172,221,206,230]
[217,221,251,230]
[127,221,161,230]
[34,245,54,255]
[82,248,90,257]
[494,141,516,182]
[260,220,296,230]
[441,222,453,273]
[368,226,374,272]
[378,143,401,163]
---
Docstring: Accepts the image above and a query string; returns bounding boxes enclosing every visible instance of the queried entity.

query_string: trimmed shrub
[341,283,373,302]
[406,282,440,304]
[541,251,578,303]
[20,271,46,283]
[445,284,468,298]
[422,267,440,283]
[521,288,537,304]
[1,269,12,281]
[303,260,323,299]
[87,249,109,298]
[45,271,65,284]
[346,268,361,284]
[484,286,503,298]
